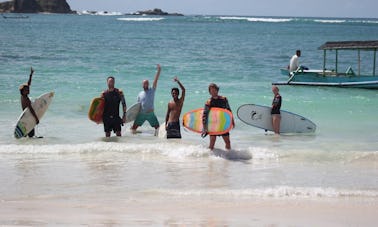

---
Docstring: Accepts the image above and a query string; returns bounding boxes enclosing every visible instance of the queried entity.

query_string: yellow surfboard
[88,97,105,124]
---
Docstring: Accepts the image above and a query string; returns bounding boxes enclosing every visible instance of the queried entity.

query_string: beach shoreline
[1,196,377,226]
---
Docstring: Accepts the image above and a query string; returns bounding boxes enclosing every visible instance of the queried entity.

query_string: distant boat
[2,14,29,19]
[273,41,378,89]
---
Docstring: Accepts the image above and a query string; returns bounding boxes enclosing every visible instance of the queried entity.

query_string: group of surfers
[19,64,282,150]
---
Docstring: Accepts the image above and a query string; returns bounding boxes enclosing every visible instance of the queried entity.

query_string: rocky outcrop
[132,8,183,16]
[0,1,13,12]
[13,0,41,13]
[0,0,74,13]
[35,0,73,13]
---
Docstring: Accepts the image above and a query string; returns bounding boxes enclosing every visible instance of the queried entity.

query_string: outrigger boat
[2,14,29,19]
[273,40,378,89]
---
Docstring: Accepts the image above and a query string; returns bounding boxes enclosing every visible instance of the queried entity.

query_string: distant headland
[0,0,74,14]
[0,1,183,17]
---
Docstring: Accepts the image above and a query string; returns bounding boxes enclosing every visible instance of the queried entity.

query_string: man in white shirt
[131,64,161,135]
[289,50,301,72]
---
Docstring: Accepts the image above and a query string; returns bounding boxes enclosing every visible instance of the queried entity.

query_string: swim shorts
[166,121,181,139]
[134,112,159,128]
[103,115,122,133]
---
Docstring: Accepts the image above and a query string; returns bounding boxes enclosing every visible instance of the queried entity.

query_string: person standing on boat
[289,50,301,72]
[271,85,282,134]
[131,64,161,136]
[101,76,127,137]
[19,67,39,138]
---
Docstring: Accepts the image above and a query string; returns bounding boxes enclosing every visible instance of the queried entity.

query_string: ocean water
[0,14,378,213]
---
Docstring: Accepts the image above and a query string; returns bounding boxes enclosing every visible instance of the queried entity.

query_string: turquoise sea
[0,14,377,224]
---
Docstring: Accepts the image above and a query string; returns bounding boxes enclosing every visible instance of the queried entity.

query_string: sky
[64,0,378,18]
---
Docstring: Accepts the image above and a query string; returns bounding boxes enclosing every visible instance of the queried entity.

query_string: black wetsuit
[102,88,125,133]
[271,94,282,114]
[202,96,232,136]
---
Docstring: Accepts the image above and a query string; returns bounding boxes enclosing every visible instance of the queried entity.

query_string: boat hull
[275,69,378,89]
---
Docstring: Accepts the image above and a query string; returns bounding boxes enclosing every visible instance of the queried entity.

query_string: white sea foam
[352,20,378,24]
[247,18,292,23]
[149,186,378,198]
[219,16,292,23]
[117,17,165,22]
[218,16,378,24]
[314,19,346,23]
[247,146,278,161]
[313,19,378,24]
[1,141,375,163]
[0,142,209,158]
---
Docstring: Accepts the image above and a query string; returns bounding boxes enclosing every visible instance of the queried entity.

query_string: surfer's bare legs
[130,124,138,134]
[272,114,281,134]
[222,135,231,150]
[209,135,231,150]
[209,135,217,150]
[130,121,159,135]
[154,125,159,136]
[105,131,121,137]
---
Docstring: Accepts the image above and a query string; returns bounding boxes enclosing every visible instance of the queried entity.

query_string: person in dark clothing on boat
[165,76,185,139]
[101,76,127,137]
[202,83,235,150]
[19,67,39,138]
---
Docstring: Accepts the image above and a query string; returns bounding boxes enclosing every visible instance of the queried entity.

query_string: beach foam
[147,186,378,199]
[117,17,165,22]
[314,19,346,23]
[219,16,292,23]
[0,141,209,158]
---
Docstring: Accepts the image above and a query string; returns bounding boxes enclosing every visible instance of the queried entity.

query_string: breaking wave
[148,186,378,198]
[117,17,165,22]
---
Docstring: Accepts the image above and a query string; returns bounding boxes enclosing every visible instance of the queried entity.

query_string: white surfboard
[125,102,141,123]
[158,123,167,139]
[14,92,54,138]
[237,104,316,133]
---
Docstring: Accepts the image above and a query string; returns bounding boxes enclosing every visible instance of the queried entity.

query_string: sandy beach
[1,196,377,226]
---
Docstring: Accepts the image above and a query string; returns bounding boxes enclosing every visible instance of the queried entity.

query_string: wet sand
[1,197,377,226]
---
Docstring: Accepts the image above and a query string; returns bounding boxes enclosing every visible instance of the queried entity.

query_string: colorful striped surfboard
[182,107,233,135]
[88,97,105,124]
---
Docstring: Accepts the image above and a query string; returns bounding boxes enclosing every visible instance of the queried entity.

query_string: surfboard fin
[201,132,208,138]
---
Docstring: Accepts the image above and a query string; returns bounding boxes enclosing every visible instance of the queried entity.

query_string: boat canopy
[318,40,377,76]
[319,41,378,50]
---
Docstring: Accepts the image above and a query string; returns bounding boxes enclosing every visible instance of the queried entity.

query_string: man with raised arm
[19,67,39,138]
[165,76,185,139]
[131,64,161,136]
